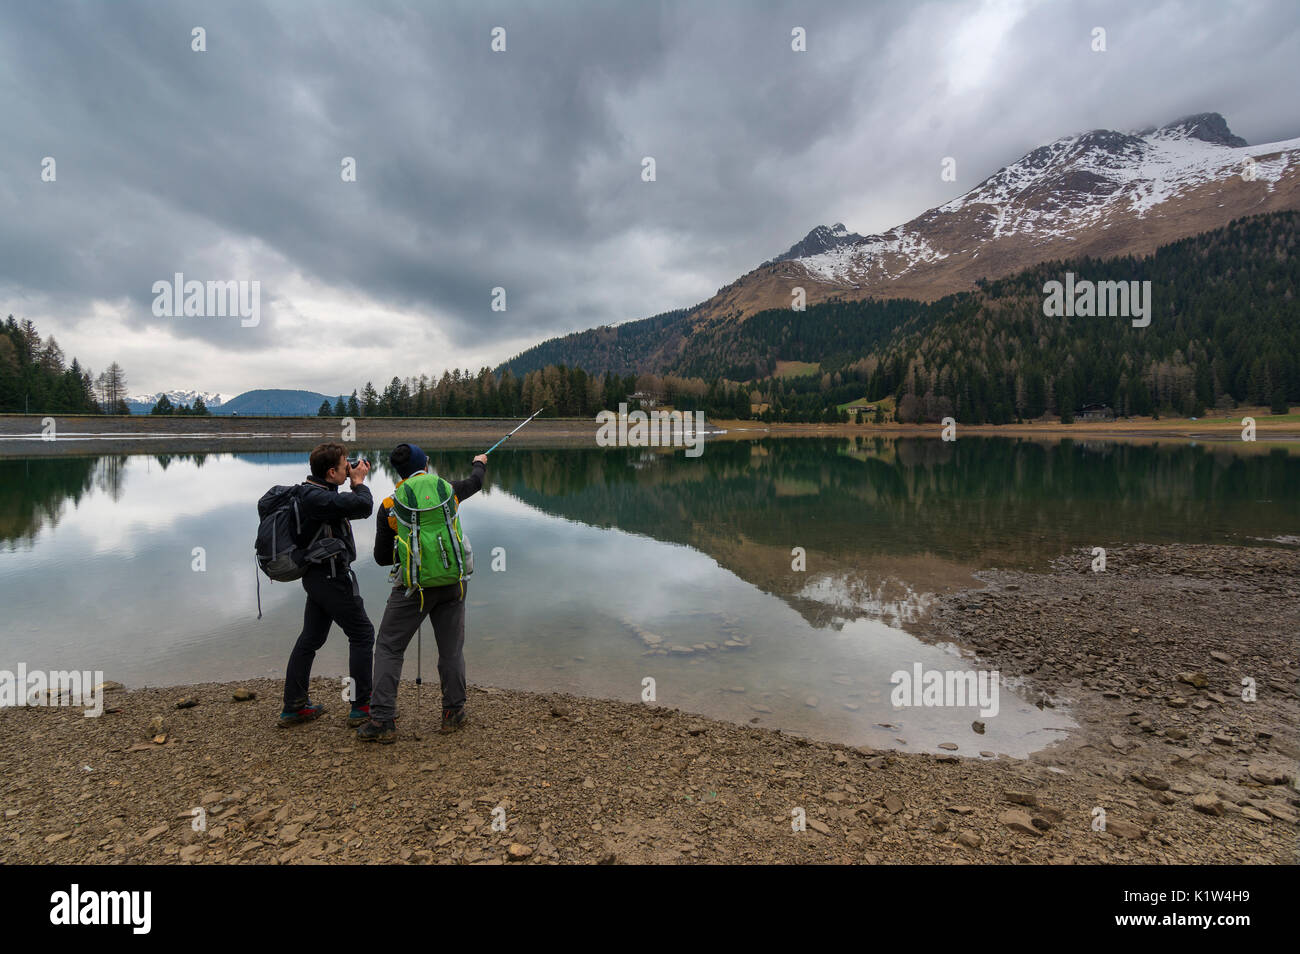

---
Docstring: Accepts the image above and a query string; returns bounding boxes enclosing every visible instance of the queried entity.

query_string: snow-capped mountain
[699,113,1300,322]
[125,389,230,413]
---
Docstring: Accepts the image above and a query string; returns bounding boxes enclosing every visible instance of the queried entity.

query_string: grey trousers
[369,580,468,721]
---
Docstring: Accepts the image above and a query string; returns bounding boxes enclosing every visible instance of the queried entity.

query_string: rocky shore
[1,544,1295,865]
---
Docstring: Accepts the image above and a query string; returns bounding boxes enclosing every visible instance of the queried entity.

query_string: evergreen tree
[361,382,380,415]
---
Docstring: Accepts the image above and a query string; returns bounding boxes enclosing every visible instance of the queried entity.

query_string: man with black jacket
[279,442,375,728]
[357,443,486,742]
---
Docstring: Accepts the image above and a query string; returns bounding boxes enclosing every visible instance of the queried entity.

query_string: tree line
[150,394,213,416]
[317,366,641,418]
[0,315,110,414]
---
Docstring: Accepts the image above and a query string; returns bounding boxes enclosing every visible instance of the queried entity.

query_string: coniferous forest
[0,315,105,414]
[499,211,1300,423]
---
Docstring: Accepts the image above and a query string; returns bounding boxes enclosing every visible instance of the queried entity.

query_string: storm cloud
[2,0,1296,394]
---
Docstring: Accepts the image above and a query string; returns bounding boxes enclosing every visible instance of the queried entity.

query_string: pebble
[1247,764,1287,785]
[1104,819,1144,840]
[998,809,1041,836]
[1192,794,1223,816]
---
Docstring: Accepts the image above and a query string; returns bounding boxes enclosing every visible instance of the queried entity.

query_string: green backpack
[386,471,474,596]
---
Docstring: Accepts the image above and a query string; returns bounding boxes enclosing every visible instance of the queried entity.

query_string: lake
[3,436,1296,756]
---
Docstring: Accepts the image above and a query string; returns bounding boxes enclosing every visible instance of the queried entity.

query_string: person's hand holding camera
[349,458,371,485]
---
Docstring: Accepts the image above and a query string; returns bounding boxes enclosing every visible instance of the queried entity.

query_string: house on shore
[1077,403,1115,422]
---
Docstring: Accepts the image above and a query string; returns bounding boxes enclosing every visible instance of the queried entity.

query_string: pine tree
[361,382,379,415]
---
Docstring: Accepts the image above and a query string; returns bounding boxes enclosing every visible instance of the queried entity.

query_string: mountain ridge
[501,112,1300,378]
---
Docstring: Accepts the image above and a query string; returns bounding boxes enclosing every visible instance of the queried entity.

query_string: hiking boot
[356,718,397,743]
[346,704,372,728]
[439,706,467,733]
[278,701,325,727]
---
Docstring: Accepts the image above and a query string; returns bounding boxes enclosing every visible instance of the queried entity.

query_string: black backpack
[254,484,347,617]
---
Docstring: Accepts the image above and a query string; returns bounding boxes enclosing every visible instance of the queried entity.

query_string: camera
[347,457,369,469]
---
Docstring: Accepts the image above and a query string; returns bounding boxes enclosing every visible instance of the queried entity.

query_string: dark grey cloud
[1,0,1297,392]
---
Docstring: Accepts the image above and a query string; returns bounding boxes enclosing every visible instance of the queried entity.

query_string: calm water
[3,438,1297,756]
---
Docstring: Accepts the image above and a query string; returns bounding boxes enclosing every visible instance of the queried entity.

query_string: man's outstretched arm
[451,455,487,502]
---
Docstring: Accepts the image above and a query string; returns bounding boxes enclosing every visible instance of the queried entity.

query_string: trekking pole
[484,407,545,455]
[416,621,422,715]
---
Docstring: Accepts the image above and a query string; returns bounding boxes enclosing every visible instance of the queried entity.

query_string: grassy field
[772,360,819,378]
[836,395,896,415]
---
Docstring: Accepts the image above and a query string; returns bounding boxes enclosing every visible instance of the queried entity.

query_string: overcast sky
[2,0,1297,397]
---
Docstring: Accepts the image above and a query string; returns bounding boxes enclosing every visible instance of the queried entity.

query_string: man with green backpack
[357,442,486,742]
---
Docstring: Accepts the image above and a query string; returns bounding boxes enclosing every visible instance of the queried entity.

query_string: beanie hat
[393,442,428,479]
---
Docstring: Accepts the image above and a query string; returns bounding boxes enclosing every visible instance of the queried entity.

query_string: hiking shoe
[346,705,372,728]
[277,701,325,727]
[356,718,397,743]
[439,706,467,733]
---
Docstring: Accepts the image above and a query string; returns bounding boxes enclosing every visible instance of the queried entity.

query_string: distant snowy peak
[780,112,1297,291]
[128,389,228,408]
[937,111,1292,221]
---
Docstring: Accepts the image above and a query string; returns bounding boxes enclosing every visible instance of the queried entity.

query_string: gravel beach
[2,544,1295,864]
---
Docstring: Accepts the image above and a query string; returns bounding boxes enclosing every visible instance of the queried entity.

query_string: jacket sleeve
[374,502,396,566]
[317,482,373,520]
[451,460,486,502]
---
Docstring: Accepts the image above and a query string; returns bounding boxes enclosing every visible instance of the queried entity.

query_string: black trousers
[282,566,375,710]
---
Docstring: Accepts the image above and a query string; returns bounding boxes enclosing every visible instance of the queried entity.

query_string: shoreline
[2,543,1294,864]
[1,412,1297,457]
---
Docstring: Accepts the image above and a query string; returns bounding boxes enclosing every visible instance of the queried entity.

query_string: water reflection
[3,437,1296,755]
